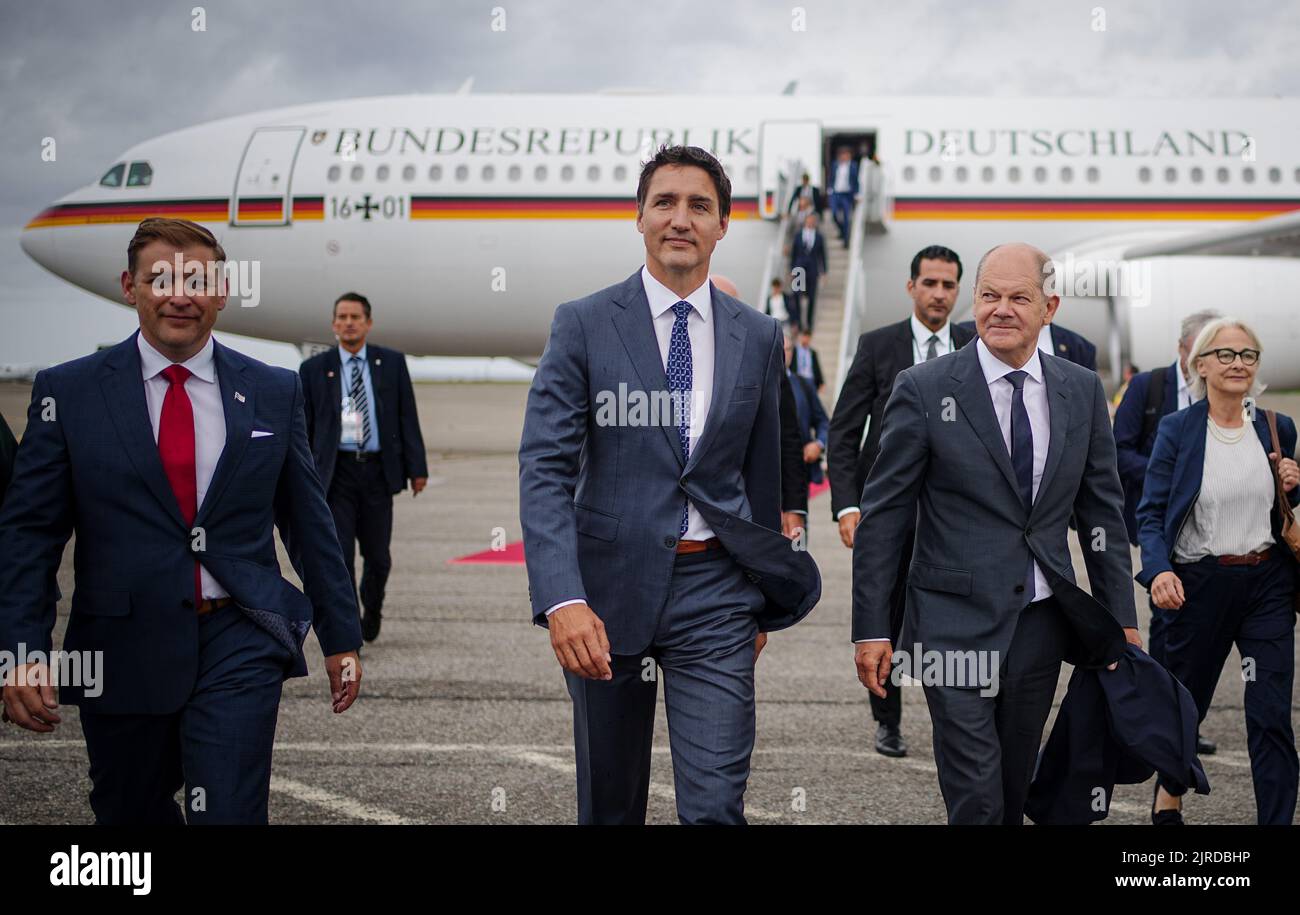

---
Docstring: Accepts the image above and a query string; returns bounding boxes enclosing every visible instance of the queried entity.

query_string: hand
[755,632,768,663]
[410,477,428,496]
[1107,628,1144,670]
[838,509,859,549]
[549,603,612,680]
[1,663,60,732]
[855,641,892,699]
[1271,454,1299,492]
[324,651,362,713]
[1151,571,1185,611]
[802,441,823,463]
[781,512,805,540]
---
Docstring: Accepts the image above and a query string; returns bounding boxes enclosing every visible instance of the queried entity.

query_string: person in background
[794,329,824,394]
[1136,316,1299,826]
[765,277,800,330]
[788,171,824,216]
[789,212,828,333]
[827,147,860,247]
[785,328,830,505]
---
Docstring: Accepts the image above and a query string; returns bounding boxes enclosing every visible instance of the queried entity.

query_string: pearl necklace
[1208,417,1248,445]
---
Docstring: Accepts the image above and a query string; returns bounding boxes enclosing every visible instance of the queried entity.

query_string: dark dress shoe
[1196,732,1217,755]
[361,610,382,643]
[874,723,907,758]
[1151,782,1184,825]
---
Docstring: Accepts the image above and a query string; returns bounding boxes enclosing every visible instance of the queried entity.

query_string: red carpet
[449,479,830,565]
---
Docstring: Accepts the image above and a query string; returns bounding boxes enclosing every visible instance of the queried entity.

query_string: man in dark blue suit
[0,218,362,824]
[826,147,860,246]
[299,293,428,642]
[519,146,820,824]
[784,329,829,490]
[789,212,828,331]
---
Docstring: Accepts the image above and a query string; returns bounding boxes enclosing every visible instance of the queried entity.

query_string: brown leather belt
[1217,548,1272,567]
[676,537,723,555]
[197,597,234,616]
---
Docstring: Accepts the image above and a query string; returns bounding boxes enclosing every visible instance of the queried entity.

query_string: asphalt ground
[1,381,1297,825]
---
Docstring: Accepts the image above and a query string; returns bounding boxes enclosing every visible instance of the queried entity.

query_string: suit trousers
[829,192,853,242]
[328,453,394,616]
[1156,553,1297,824]
[869,530,912,729]
[78,604,289,824]
[564,548,764,824]
[922,596,1070,825]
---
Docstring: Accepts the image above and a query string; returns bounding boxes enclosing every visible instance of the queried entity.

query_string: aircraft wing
[1123,208,1300,259]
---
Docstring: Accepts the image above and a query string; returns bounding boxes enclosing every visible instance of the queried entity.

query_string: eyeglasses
[1198,347,1260,366]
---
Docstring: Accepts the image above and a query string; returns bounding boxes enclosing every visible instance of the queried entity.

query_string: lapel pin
[1058,344,1067,352]
[375,358,382,365]
[235,392,246,403]
[327,370,335,378]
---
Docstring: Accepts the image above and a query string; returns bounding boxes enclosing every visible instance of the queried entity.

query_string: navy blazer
[1135,399,1299,588]
[1026,644,1210,825]
[1113,363,1180,543]
[299,344,428,495]
[519,269,821,652]
[0,333,362,715]
[787,370,829,485]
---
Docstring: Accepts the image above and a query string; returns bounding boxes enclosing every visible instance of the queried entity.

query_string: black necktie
[1005,370,1036,602]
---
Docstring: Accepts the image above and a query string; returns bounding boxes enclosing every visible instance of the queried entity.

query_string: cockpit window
[126,161,153,187]
[99,163,126,187]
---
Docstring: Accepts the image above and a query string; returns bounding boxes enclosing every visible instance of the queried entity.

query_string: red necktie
[158,364,201,606]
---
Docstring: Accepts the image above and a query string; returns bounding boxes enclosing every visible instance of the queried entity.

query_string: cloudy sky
[2,0,1297,367]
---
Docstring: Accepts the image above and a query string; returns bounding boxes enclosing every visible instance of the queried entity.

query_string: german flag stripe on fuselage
[892,196,1300,220]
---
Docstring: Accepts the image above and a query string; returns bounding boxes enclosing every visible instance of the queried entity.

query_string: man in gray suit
[852,243,1141,825]
[519,145,820,825]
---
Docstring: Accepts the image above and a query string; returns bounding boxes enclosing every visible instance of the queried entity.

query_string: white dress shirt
[833,161,853,193]
[1176,361,1195,410]
[801,227,816,250]
[976,338,1053,602]
[137,333,229,600]
[1035,323,1055,358]
[910,314,952,365]
[768,292,789,323]
[544,266,717,617]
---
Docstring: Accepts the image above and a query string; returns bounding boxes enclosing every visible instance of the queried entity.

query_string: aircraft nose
[20,215,59,273]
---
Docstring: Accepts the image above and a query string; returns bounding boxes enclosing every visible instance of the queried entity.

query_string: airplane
[20,93,1300,389]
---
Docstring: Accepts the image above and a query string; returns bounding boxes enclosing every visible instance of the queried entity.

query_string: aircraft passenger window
[1216,167,1229,183]
[535,164,548,181]
[613,165,627,181]
[99,163,126,187]
[508,165,521,181]
[1033,166,1047,183]
[902,166,916,182]
[1086,166,1099,183]
[1190,167,1204,183]
[454,165,469,181]
[1241,167,1255,183]
[429,165,443,181]
[560,165,574,181]
[327,165,341,182]
[955,166,968,182]
[126,161,153,187]
[350,165,364,181]
[482,165,496,180]
[587,165,600,181]
[1138,166,1151,183]
[376,165,390,181]
[402,165,415,181]
[1060,166,1073,183]
[981,166,994,182]
[1007,166,1021,183]
[1267,167,1280,183]
[1164,167,1177,182]
[928,166,941,182]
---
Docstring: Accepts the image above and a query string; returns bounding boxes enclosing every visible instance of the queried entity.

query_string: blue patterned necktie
[667,301,693,537]
[1005,370,1036,602]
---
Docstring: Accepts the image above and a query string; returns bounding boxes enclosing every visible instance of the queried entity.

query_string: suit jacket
[0,411,16,507]
[1135,399,1299,589]
[827,160,860,197]
[764,291,798,324]
[1025,644,1209,825]
[788,184,824,213]
[788,370,829,486]
[519,269,822,652]
[0,333,362,715]
[779,372,808,513]
[789,229,827,286]
[299,344,428,495]
[827,319,975,519]
[1113,362,1179,544]
[852,341,1135,671]
[957,320,1097,372]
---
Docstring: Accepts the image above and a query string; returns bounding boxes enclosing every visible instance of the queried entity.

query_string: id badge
[341,396,362,444]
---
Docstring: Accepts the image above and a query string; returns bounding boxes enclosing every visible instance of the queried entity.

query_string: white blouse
[1173,419,1276,562]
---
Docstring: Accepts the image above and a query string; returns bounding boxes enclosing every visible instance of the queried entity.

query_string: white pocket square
[251,430,274,438]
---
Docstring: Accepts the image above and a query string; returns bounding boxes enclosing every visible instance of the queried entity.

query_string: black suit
[828,318,975,730]
[0,411,16,507]
[789,228,828,331]
[299,344,428,621]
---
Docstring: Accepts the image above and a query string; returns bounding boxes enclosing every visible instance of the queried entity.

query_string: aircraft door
[231,127,305,226]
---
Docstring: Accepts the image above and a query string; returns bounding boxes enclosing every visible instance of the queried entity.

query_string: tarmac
[1,380,1298,825]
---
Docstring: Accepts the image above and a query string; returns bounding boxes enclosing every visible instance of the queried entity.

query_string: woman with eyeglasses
[1136,317,1300,825]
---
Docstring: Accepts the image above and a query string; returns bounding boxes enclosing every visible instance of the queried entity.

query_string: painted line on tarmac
[269,776,412,825]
